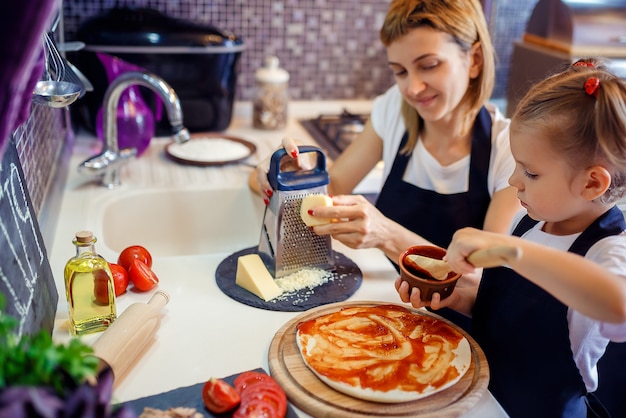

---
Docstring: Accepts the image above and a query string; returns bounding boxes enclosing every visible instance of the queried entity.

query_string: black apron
[472,206,626,418]
[376,106,493,331]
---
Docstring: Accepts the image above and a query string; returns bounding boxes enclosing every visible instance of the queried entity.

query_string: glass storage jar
[253,55,289,130]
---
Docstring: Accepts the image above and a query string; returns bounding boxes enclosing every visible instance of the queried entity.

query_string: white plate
[165,133,256,166]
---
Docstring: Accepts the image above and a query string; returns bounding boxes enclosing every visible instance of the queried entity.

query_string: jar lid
[255,55,290,84]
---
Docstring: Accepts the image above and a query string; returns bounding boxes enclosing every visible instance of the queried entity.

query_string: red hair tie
[573,60,594,68]
[584,77,600,98]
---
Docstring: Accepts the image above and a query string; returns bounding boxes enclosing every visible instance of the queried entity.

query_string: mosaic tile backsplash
[62,0,539,101]
[14,107,69,216]
[19,0,540,227]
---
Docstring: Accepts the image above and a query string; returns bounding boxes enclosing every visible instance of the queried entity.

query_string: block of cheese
[300,194,333,226]
[236,254,283,301]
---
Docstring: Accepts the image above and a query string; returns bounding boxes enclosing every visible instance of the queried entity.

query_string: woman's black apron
[472,206,626,417]
[375,106,493,331]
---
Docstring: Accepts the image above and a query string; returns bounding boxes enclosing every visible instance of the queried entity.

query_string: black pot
[71,7,245,135]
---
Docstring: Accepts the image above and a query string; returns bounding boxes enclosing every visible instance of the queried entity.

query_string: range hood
[506,0,626,116]
[523,0,626,56]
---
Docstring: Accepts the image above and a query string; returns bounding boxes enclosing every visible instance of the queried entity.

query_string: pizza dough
[296,304,471,403]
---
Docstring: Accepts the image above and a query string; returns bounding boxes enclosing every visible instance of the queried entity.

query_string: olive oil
[64,231,116,336]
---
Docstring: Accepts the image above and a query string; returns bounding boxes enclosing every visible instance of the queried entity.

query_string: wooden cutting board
[268,301,489,418]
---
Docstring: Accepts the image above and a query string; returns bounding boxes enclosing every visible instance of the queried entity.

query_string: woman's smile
[415,94,437,107]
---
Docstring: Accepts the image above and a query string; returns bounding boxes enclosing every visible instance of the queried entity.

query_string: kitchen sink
[100,188,265,257]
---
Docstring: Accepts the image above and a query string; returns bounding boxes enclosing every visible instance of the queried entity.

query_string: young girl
[397,58,626,417]
[253,0,520,330]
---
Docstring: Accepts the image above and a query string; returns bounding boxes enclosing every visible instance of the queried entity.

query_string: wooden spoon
[405,246,522,280]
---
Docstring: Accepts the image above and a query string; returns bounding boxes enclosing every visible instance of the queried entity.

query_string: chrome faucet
[78,71,190,188]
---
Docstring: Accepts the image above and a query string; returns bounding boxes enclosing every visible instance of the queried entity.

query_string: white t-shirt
[510,210,626,391]
[370,84,514,196]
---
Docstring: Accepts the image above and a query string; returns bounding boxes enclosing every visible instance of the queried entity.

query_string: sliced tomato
[233,397,280,418]
[109,263,129,296]
[128,259,159,291]
[234,371,279,393]
[202,377,240,414]
[234,371,287,418]
[117,245,152,271]
[240,385,287,418]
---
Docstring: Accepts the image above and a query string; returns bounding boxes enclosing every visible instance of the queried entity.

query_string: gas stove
[299,109,369,160]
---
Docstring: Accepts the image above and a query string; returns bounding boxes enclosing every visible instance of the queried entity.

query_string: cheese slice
[300,194,333,226]
[236,254,282,301]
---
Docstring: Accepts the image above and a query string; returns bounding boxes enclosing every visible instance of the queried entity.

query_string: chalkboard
[0,138,58,336]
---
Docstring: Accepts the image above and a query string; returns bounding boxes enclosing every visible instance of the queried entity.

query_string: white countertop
[48,101,508,417]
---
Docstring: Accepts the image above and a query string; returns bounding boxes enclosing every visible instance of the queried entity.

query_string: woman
[252,0,520,328]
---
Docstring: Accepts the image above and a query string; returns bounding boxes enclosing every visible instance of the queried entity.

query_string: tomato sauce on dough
[297,304,464,394]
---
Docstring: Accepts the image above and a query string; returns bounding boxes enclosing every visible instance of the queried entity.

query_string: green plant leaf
[0,299,98,397]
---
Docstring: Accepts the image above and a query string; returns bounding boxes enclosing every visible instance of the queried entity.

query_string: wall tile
[62,0,539,101]
[13,106,69,216]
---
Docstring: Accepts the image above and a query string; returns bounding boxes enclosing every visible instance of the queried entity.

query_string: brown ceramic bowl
[399,245,461,302]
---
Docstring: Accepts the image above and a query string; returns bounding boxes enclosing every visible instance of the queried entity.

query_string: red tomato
[202,378,240,414]
[109,263,129,296]
[128,259,159,291]
[234,371,287,418]
[240,385,287,418]
[234,397,281,418]
[117,245,152,271]
[234,371,278,393]
[93,268,112,305]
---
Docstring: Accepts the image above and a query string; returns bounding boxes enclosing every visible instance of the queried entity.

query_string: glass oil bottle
[64,231,117,336]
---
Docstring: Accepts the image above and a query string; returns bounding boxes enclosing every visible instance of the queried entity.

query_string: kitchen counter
[48,101,508,417]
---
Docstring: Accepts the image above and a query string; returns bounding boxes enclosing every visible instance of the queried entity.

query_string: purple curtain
[0,0,58,158]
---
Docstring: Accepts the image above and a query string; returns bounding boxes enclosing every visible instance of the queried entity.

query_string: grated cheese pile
[275,268,333,293]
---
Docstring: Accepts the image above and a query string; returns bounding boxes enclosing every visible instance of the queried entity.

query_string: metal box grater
[258,146,334,278]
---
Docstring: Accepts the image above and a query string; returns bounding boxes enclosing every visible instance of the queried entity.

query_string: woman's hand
[308,194,433,260]
[310,194,393,250]
[251,137,306,204]
[395,277,476,317]
[394,277,459,310]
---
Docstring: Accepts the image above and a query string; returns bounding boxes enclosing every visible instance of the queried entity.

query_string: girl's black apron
[376,106,493,330]
[472,206,626,417]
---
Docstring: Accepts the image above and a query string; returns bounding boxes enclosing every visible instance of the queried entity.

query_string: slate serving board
[120,368,298,417]
[215,246,362,312]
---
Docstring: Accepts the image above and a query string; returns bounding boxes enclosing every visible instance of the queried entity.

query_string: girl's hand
[254,137,305,203]
[310,194,392,250]
[445,227,510,275]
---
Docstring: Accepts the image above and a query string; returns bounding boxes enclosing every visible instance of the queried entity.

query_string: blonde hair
[512,58,626,204]
[379,0,495,154]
